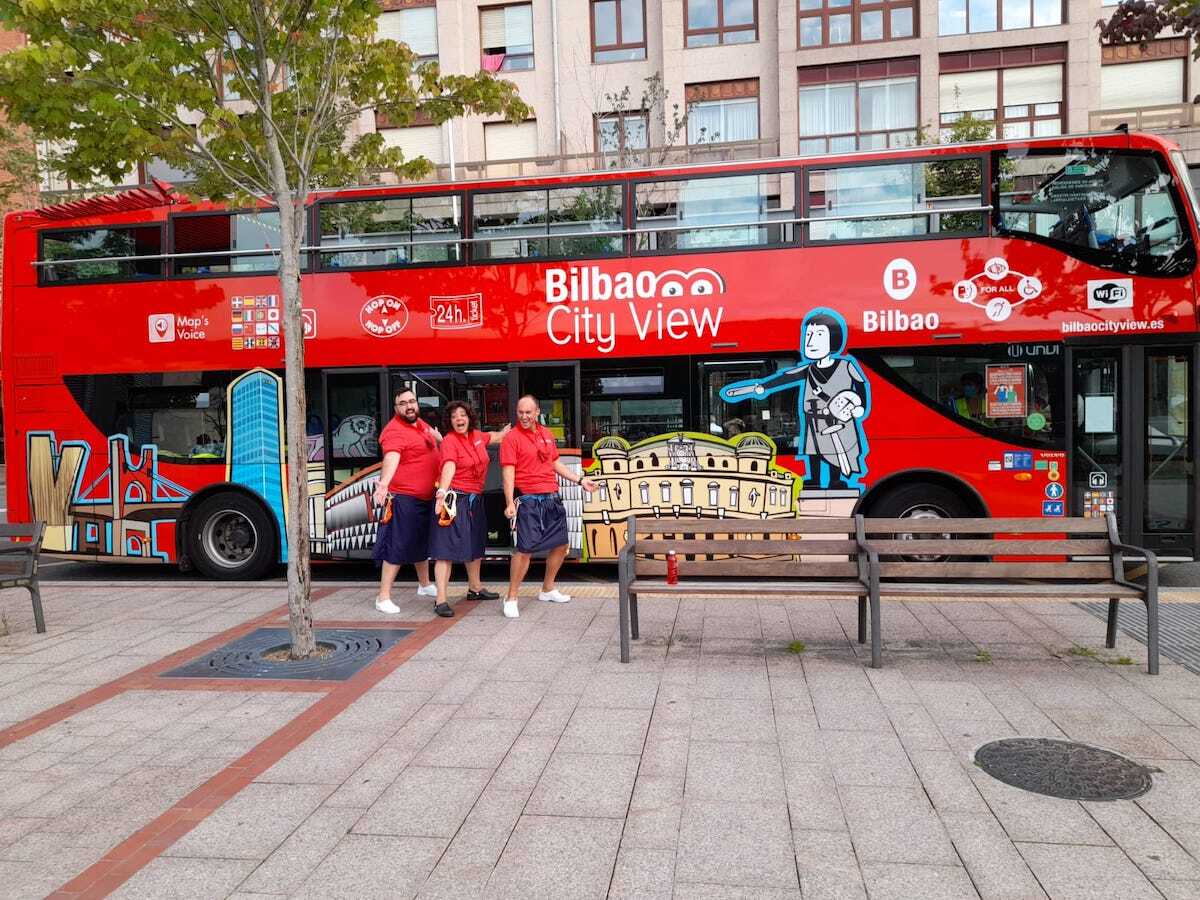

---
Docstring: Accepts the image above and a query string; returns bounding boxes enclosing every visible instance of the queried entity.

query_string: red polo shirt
[379,416,439,499]
[440,429,490,494]
[500,424,560,494]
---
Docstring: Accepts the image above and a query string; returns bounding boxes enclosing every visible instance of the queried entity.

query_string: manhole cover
[975,737,1153,801]
[162,628,413,681]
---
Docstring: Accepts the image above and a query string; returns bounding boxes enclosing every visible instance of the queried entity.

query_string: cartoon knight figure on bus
[719,308,870,492]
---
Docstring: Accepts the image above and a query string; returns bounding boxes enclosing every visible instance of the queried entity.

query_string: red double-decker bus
[4,130,1198,578]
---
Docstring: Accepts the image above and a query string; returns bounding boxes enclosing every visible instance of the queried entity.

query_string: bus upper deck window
[319,195,462,269]
[995,148,1196,277]
[633,173,789,253]
[173,211,301,276]
[807,158,984,242]
[40,225,162,283]
[472,185,623,261]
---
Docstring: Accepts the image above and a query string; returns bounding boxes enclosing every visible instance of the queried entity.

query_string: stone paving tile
[1083,799,1200,882]
[1016,842,1162,900]
[526,751,638,819]
[484,814,623,899]
[577,671,661,708]
[793,828,867,900]
[939,811,1046,900]
[673,884,802,899]
[1156,880,1200,899]
[685,740,785,802]
[111,856,261,900]
[412,716,525,769]
[840,785,958,867]
[416,787,526,899]
[909,750,989,815]
[608,847,674,900]
[454,679,547,721]
[820,729,918,788]
[860,863,980,899]
[557,705,651,755]
[237,805,361,896]
[967,767,1113,846]
[291,833,447,900]
[689,696,776,743]
[675,801,798,890]
[1133,758,1200,826]
[166,782,333,860]
[355,766,491,837]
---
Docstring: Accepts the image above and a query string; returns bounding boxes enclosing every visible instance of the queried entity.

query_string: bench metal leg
[630,594,639,641]
[1105,598,1119,649]
[869,592,882,669]
[857,596,867,644]
[1145,590,1159,676]
[618,586,632,663]
[29,582,45,634]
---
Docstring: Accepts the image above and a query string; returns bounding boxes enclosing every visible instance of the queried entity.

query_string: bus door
[1069,346,1197,556]
[511,362,581,448]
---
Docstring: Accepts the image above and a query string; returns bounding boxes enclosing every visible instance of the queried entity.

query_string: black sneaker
[433,602,455,618]
[466,587,500,601]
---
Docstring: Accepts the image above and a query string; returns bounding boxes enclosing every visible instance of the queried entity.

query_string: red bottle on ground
[666,550,678,585]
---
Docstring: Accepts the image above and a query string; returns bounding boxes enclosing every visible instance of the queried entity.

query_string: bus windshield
[996,147,1195,277]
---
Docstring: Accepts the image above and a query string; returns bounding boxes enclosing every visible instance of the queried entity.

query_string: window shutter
[401,7,439,56]
[1100,59,1185,109]
[377,11,404,41]
[939,71,998,113]
[480,7,508,47]
[505,4,533,47]
[381,125,444,165]
[484,121,539,160]
[1002,64,1062,106]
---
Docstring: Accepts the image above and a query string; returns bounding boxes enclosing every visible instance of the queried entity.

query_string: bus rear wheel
[187,493,275,580]
[868,483,974,561]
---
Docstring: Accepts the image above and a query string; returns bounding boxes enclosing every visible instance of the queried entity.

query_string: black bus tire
[868,482,975,561]
[186,492,276,580]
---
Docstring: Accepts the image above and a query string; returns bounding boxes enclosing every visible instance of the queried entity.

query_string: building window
[708,482,719,506]
[798,0,915,48]
[729,485,739,505]
[481,4,534,72]
[660,481,671,502]
[682,480,694,504]
[686,0,757,47]
[799,61,918,154]
[596,112,649,155]
[592,0,647,62]
[483,120,539,160]
[639,481,650,504]
[940,65,1063,139]
[938,0,1061,35]
[686,80,759,144]
[379,125,444,166]
[221,31,243,102]
[378,6,439,63]
[1100,57,1186,112]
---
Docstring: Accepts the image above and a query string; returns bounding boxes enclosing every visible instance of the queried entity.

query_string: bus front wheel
[187,493,276,580]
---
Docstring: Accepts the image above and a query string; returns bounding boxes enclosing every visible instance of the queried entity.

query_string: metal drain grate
[162,628,413,681]
[975,737,1153,801]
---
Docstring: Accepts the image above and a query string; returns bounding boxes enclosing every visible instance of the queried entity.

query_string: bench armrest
[1110,539,1157,594]
[853,516,880,586]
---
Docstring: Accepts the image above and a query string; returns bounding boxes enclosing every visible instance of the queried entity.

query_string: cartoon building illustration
[226,369,289,559]
[581,432,798,560]
[27,433,191,559]
[720,307,871,493]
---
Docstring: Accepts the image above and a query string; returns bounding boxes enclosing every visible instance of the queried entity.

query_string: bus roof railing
[31,205,994,268]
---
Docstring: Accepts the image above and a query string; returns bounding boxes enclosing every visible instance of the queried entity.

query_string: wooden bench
[0,522,47,634]
[616,513,1158,675]
[615,516,876,663]
[860,514,1158,674]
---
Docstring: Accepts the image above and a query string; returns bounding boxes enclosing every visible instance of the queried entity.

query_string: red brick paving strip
[47,598,478,898]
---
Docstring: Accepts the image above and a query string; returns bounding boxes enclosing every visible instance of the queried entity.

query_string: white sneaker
[502,599,520,618]
[539,588,571,604]
[375,597,401,615]
[417,584,437,598]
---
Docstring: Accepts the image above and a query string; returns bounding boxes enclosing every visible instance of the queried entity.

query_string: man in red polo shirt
[499,394,596,619]
[371,388,441,614]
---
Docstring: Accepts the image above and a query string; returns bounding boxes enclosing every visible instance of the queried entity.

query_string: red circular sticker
[360,294,409,339]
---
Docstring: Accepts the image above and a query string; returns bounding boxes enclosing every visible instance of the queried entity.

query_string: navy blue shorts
[373,494,431,565]
[428,492,487,563]
[514,493,568,555]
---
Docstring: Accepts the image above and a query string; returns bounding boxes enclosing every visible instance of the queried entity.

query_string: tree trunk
[277,195,316,659]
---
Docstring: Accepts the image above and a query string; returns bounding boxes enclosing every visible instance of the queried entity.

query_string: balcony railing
[1089,102,1200,133]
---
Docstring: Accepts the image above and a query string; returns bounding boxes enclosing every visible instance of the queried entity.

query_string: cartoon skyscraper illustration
[226,368,289,560]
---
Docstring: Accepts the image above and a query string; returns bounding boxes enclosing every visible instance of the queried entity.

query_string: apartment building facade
[362,0,1200,177]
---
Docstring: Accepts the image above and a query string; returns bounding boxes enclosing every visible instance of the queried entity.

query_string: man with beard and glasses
[498,395,597,619]
[372,388,442,614]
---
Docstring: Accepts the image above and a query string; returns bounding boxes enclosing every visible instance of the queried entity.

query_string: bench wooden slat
[629,579,866,595]
[877,561,1114,579]
[878,581,1141,598]
[866,538,1113,556]
[638,539,858,556]
[863,517,1108,534]
[635,559,861,579]
[0,523,44,538]
[633,518,858,536]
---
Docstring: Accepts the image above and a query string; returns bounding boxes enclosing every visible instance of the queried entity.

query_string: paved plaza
[3,578,1200,898]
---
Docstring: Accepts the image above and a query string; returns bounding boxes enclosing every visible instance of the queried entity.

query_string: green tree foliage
[0,0,529,656]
